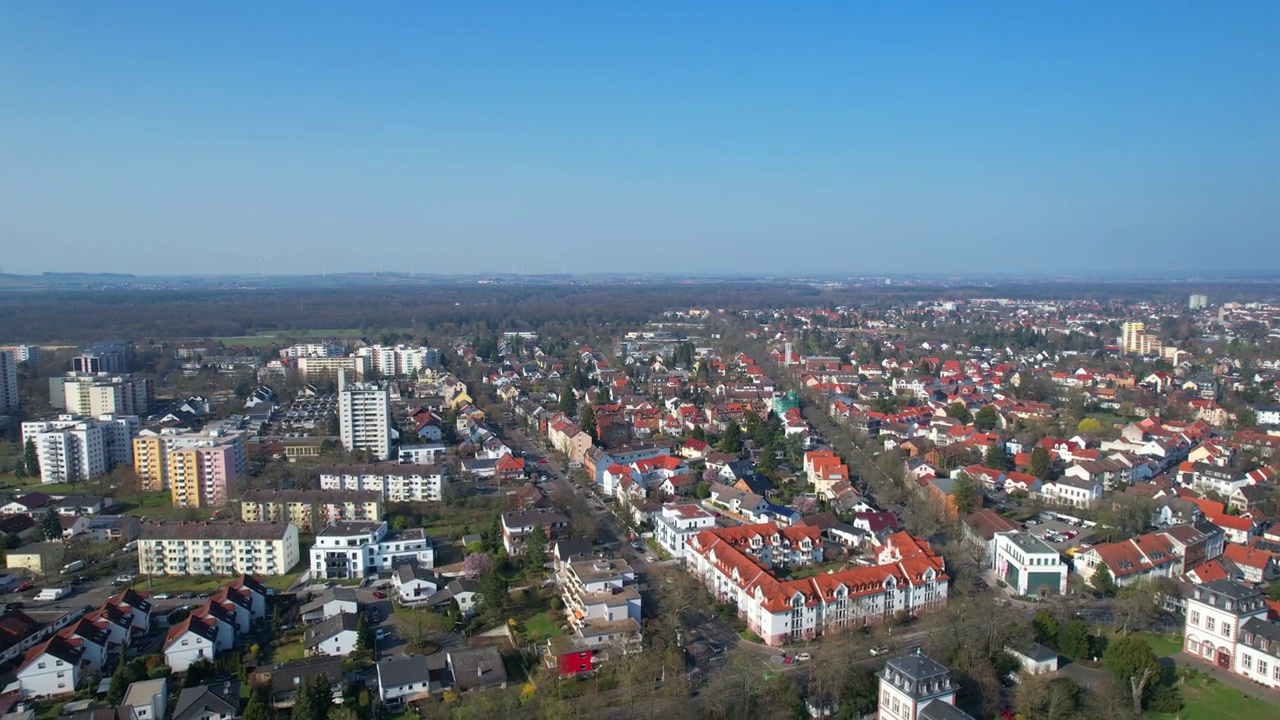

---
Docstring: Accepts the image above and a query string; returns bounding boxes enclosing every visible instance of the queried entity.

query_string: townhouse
[1076,523,1222,588]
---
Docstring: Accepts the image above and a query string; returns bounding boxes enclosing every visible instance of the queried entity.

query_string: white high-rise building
[21,414,139,485]
[0,351,17,413]
[339,382,395,461]
[59,374,154,416]
[1190,294,1209,310]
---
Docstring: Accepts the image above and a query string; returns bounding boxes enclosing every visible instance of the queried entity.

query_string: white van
[34,586,71,602]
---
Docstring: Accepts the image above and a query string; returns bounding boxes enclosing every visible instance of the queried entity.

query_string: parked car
[708,641,724,655]
[795,652,812,662]
[1025,518,1041,525]
[154,593,172,600]
[870,646,890,657]
[372,591,387,599]
[15,582,34,592]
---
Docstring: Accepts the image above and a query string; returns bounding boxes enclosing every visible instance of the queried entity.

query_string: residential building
[992,532,1068,596]
[1221,544,1280,583]
[138,521,300,576]
[172,681,240,720]
[122,678,168,720]
[16,635,84,698]
[338,382,394,461]
[686,525,948,647]
[72,341,133,375]
[21,415,138,485]
[0,350,17,413]
[319,464,445,502]
[961,509,1022,568]
[1189,294,1209,310]
[446,646,508,692]
[84,515,141,544]
[309,520,434,580]
[1183,580,1269,674]
[397,444,447,465]
[500,509,570,555]
[558,557,642,649]
[377,655,440,708]
[1,344,39,365]
[240,489,383,529]
[392,560,443,606]
[876,651,973,720]
[60,374,154,416]
[653,503,717,560]
[280,343,344,359]
[1037,476,1102,509]
[131,429,247,504]
[355,345,440,377]
[305,612,360,657]
[1236,617,1280,689]
[299,586,360,623]
[266,656,345,710]
[163,615,220,672]
[295,355,371,382]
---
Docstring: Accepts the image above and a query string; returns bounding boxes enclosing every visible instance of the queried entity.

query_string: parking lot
[1022,512,1093,553]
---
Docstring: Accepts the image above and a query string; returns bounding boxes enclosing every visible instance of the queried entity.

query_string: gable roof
[305,612,360,647]
[172,681,240,720]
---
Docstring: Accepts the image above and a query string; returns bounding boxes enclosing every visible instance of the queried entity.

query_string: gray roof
[172,681,240,720]
[447,646,508,691]
[122,678,168,709]
[317,521,383,537]
[268,656,343,698]
[305,611,360,646]
[1009,642,1059,664]
[882,652,951,683]
[1240,617,1280,659]
[395,560,442,585]
[919,700,976,720]
[377,655,434,689]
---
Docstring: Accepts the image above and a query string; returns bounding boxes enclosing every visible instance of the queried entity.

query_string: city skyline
[2,3,1277,276]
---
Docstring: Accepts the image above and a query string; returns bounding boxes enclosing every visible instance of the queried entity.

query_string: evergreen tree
[951,473,979,515]
[718,420,743,453]
[1030,445,1053,480]
[1057,619,1093,660]
[1092,562,1118,597]
[973,404,1000,431]
[947,402,971,424]
[524,524,547,571]
[984,442,1009,470]
[1032,608,1060,647]
[243,689,272,720]
[23,439,39,478]
[356,609,374,653]
[557,384,575,415]
[580,405,596,438]
[40,509,61,543]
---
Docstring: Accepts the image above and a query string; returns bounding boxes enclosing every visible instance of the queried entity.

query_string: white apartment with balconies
[338,382,395,461]
[138,521,299,576]
[309,520,435,580]
[319,464,445,502]
[21,414,138,485]
[558,557,642,649]
[653,503,717,560]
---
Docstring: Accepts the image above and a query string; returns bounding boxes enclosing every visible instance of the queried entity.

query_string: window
[1191,611,1200,626]
[1258,661,1268,676]
[1222,623,1232,637]
[37,662,45,669]
[1206,617,1216,631]
[1244,655,1252,670]
[1274,665,1280,681]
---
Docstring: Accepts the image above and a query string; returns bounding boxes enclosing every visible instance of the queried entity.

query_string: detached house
[17,635,85,698]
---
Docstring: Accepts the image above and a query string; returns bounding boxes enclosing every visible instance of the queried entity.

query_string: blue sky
[1,2,1276,276]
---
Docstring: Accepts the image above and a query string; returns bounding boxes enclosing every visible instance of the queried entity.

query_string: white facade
[992,532,1069,596]
[876,653,962,720]
[164,623,217,672]
[21,414,138,485]
[0,350,17,413]
[1037,477,1102,508]
[280,343,344,359]
[61,374,153,416]
[310,520,434,579]
[339,384,394,461]
[1235,618,1280,689]
[397,445,447,465]
[320,467,445,502]
[356,345,439,377]
[1183,581,1269,677]
[17,638,83,698]
[653,503,717,559]
[138,523,300,576]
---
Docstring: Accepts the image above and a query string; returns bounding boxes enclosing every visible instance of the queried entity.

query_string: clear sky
[1,2,1276,277]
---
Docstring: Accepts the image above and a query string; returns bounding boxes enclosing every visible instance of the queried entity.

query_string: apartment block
[279,343,344,359]
[557,557,642,649]
[355,345,440,377]
[319,464,445,502]
[309,521,434,580]
[138,521,300,576]
[0,350,17,413]
[131,430,246,506]
[992,531,1068,596]
[57,373,155,416]
[338,381,394,461]
[21,415,139,485]
[72,340,133,374]
[295,355,371,382]
[239,489,383,530]
[1,345,39,365]
[653,503,717,559]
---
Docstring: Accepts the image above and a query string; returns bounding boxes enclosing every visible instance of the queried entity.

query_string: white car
[795,652,812,662]
[870,645,890,657]
[153,593,172,600]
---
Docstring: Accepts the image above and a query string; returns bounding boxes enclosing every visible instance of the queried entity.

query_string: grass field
[139,568,301,594]
[1151,671,1280,720]
[1134,631,1184,658]
[523,613,563,642]
[272,639,306,663]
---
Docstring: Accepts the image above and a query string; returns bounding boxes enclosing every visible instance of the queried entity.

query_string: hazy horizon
[2,3,1277,276]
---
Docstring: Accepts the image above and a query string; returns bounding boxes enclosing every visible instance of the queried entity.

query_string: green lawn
[1151,671,1280,720]
[1133,631,1184,658]
[523,613,563,642]
[644,537,672,561]
[272,640,306,663]
[140,568,302,595]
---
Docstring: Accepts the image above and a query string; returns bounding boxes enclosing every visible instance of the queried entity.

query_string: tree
[461,552,494,581]
[1078,417,1104,435]
[951,473,979,516]
[1102,636,1163,717]
[718,420,743,453]
[983,442,1008,470]
[356,609,374,653]
[523,524,547,571]
[1032,608,1060,647]
[1057,618,1093,660]
[974,404,1000,432]
[478,568,509,615]
[292,674,333,720]
[23,439,39,478]
[557,385,575,415]
[1015,676,1082,720]
[40,508,61,543]
[948,401,971,424]
[695,481,711,499]
[1092,562,1117,597]
[579,405,596,438]
[1236,407,1257,428]
[242,689,271,720]
[1030,445,1053,480]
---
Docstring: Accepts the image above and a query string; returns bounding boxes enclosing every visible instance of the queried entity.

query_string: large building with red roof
[685,524,948,646]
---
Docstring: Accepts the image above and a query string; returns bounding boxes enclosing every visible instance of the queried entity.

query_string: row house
[1076,523,1223,588]
[163,576,269,672]
[240,489,384,529]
